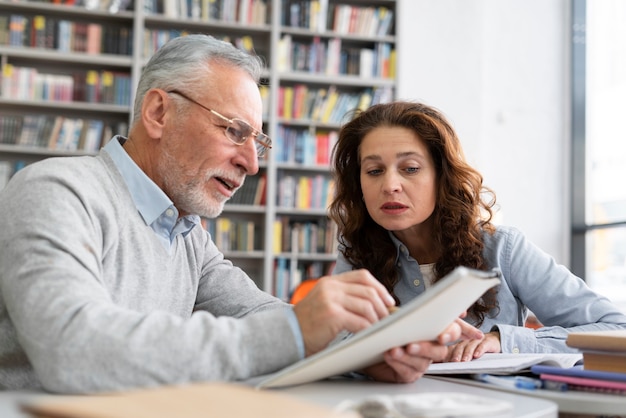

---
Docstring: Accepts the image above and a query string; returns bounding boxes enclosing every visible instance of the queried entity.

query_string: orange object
[290,279,319,305]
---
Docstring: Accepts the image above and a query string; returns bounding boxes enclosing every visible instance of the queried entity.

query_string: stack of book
[531,330,626,394]
[567,329,626,373]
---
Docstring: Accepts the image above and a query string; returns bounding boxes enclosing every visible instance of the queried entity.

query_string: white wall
[397,0,571,265]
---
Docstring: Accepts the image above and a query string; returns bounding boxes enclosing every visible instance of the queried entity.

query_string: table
[430,375,626,417]
[0,377,558,418]
[278,376,558,417]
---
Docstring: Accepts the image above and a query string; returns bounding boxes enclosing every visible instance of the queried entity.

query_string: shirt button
[512,347,520,354]
[165,208,175,217]
[413,279,420,287]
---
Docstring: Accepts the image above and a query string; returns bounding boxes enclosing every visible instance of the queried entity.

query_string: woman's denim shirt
[333,225,626,354]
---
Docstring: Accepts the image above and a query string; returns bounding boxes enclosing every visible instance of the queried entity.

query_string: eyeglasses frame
[166,89,272,157]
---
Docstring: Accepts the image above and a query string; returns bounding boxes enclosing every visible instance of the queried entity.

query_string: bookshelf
[0,0,397,300]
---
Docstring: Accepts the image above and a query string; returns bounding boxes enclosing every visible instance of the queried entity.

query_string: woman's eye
[405,167,420,174]
[366,169,383,176]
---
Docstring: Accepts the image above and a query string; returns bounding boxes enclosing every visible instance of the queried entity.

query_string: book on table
[579,350,626,373]
[531,364,626,395]
[566,329,626,351]
[566,329,626,373]
[425,352,583,375]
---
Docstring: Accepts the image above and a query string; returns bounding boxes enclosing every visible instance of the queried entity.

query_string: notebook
[257,266,501,389]
[530,364,626,383]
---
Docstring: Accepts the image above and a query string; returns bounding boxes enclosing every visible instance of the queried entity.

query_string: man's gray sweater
[0,150,299,393]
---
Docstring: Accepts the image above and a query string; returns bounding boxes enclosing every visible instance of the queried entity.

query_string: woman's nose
[382,173,401,193]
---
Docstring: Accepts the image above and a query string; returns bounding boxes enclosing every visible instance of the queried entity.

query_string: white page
[426,353,583,375]
[257,266,501,389]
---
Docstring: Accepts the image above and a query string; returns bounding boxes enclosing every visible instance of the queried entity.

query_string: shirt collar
[103,136,172,226]
[388,231,406,263]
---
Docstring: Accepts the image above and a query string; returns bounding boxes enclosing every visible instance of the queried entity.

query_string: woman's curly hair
[328,101,499,326]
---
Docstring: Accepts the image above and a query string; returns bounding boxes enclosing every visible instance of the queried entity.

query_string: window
[571,0,626,310]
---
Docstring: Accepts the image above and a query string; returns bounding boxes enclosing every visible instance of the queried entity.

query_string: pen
[541,379,568,392]
[474,374,543,390]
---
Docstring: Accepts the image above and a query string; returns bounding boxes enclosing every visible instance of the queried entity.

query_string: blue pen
[474,374,543,390]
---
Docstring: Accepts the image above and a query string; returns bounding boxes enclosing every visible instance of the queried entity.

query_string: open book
[425,353,583,375]
[256,266,501,389]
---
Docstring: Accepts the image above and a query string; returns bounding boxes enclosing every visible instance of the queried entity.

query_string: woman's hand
[445,331,502,362]
[362,319,484,383]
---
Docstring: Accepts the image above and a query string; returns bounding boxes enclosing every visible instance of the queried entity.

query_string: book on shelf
[0,116,23,145]
[80,119,105,153]
[0,13,132,55]
[274,257,290,300]
[0,114,117,153]
[272,219,283,254]
[0,160,12,190]
[227,174,260,205]
[146,0,267,24]
[296,176,311,209]
[86,23,102,54]
[253,173,267,206]
[566,329,626,373]
[46,116,65,149]
[31,15,47,49]
[205,217,258,253]
[329,4,394,37]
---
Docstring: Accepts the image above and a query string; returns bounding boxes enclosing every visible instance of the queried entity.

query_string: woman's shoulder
[483,224,524,242]
[481,224,530,258]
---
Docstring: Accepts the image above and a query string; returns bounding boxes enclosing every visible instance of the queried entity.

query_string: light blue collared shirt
[333,226,626,354]
[104,136,199,251]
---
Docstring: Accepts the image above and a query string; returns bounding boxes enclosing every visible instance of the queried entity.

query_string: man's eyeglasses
[166,90,272,157]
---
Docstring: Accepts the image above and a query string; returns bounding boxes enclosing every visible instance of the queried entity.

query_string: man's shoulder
[18,153,112,185]
[4,153,120,205]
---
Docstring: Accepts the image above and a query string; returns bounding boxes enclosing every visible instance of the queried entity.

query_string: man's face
[158,64,264,218]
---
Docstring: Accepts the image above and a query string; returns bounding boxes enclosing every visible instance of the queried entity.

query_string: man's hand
[445,330,501,362]
[293,269,395,356]
[363,319,484,383]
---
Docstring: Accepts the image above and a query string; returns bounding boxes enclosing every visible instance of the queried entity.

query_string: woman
[328,101,626,361]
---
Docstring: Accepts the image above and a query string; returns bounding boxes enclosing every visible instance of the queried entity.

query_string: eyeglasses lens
[226,120,270,157]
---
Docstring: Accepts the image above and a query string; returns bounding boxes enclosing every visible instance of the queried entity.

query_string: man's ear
[141,89,169,139]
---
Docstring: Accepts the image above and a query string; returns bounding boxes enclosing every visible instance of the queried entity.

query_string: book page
[426,353,583,375]
[257,267,501,389]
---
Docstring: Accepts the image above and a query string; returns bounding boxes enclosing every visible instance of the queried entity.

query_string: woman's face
[359,126,437,234]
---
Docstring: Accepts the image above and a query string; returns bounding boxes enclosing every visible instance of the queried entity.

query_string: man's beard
[158,151,240,219]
